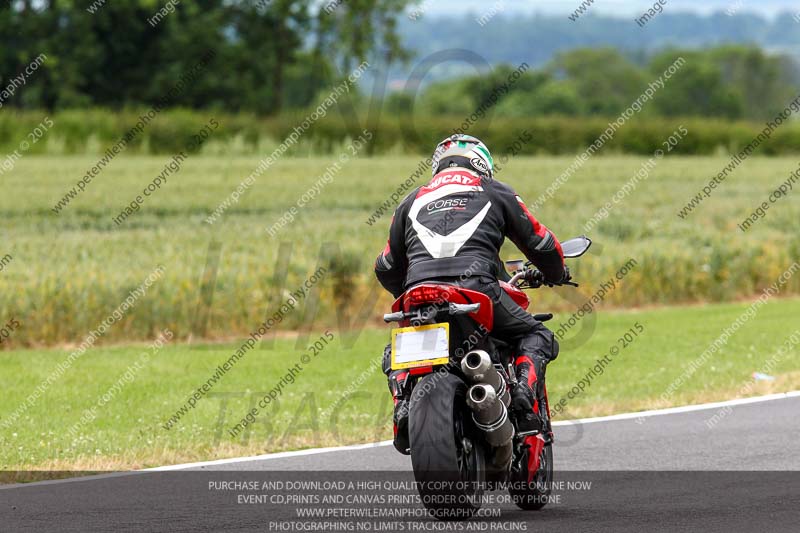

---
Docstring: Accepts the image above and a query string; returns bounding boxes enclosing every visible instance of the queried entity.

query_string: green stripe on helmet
[475,145,493,168]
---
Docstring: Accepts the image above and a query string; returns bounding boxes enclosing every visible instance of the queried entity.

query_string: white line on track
[149,390,800,469]
[144,439,395,471]
[551,390,800,426]
[2,391,797,489]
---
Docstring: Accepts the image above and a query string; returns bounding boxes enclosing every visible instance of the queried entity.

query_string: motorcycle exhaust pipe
[492,441,513,471]
[461,350,510,407]
[466,383,514,448]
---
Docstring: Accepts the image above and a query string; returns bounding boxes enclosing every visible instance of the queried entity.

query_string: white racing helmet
[431,134,494,179]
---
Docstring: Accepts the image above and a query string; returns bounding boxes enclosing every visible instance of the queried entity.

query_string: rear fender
[393,284,494,331]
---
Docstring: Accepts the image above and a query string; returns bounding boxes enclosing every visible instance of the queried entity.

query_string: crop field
[1,154,799,348]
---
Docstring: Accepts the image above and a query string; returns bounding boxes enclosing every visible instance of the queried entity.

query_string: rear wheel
[509,439,553,510]
[409,373,485,521]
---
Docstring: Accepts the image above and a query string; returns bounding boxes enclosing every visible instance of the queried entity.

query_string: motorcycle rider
[375,134,568,454]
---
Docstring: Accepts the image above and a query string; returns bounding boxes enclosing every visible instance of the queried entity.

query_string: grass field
[1,297,798,471]
[1,154,799,347]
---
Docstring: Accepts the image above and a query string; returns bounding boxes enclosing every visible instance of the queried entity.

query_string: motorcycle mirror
[561,235,592,258]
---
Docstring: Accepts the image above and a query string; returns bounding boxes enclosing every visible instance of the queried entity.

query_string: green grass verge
[2,298,798,471]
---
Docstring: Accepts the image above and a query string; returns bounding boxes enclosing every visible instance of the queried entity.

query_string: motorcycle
[382,236,592,520]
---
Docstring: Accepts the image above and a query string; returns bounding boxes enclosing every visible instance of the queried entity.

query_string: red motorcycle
[383,236,592,520]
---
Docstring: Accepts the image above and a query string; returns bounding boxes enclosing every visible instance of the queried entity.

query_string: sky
[421,0,799,19]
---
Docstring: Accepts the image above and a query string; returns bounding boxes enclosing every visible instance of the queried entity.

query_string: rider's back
[388,167,563,290]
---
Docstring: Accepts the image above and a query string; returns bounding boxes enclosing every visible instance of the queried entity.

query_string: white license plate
[391,323,450,370]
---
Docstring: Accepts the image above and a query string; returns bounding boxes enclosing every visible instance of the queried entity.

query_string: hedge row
[2,109,800,156]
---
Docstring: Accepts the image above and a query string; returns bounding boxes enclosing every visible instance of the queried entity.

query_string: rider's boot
[388,369,411,454]
[511,354,545,434]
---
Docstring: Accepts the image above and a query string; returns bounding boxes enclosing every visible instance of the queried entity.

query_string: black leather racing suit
[374,167,565,436]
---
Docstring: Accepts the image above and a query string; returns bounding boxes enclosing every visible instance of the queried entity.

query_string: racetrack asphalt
[3,393,799,532]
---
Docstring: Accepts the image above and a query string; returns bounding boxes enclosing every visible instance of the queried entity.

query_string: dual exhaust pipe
[461,350,514,468]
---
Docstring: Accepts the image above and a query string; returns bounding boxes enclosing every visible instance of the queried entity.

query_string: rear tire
[409,373,485,521]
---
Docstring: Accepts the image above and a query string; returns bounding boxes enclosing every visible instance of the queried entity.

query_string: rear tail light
[406,285,452,305]
[409,366,433,376]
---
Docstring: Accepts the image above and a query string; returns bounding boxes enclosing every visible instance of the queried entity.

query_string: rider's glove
[560,266,571,284]
[524,269,545,288]
[541,266,570,287]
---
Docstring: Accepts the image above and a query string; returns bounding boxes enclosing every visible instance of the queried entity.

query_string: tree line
[2,2,798,123]
[0,0,411,114]
[395,46,800,122]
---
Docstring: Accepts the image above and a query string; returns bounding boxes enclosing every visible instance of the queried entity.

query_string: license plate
[391,323,450,370]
